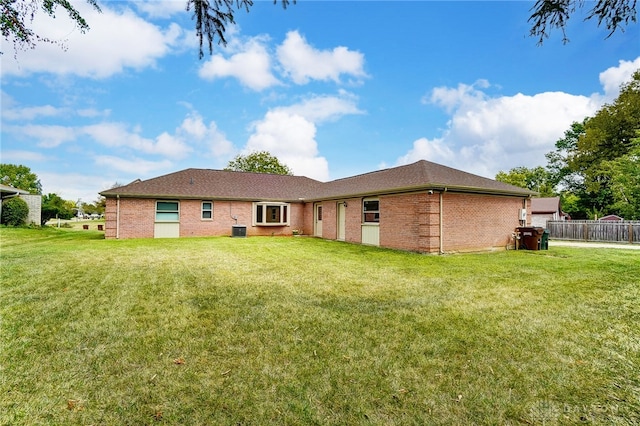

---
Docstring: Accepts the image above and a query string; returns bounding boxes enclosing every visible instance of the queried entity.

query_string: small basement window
[253,202,289,226]
[156,201,179,222]
[202,201,213,220]
[363,199,380,223]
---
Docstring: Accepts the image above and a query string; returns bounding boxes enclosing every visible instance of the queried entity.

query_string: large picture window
[253,202,289,226]
[363,199,380,223]
[202,201,213,220]
[156,201,179,222]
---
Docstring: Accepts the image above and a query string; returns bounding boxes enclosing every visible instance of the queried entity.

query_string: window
[156,201,179,222]
[202,201,213,220]
[363,199,380,223]
[253,202,289,226]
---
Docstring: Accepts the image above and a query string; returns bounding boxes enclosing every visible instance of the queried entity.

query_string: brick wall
[441,193,526,252]
[379,192,440,252]
[316,192,528,253]
[104,197,305,239]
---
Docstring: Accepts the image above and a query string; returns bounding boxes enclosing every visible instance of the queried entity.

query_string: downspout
[439,188,447,254]
[116,195,120,239]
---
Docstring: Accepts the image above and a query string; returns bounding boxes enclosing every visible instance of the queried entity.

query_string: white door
[314,204,323,237]
[337,202,346,241]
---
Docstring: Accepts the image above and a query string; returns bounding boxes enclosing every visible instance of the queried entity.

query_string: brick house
[100,160,534,253]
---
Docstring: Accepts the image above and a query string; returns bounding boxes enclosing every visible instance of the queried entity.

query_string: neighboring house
[100,160,535,253]
[599,214,624,221]
[530,197,566,228]
[0,184,42,225]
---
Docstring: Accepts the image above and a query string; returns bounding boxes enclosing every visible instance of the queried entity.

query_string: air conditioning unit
[519,209,527,221]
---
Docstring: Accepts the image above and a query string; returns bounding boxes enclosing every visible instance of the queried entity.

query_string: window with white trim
[202,201,213,220]
[156,201,179,222]
[363,199,380,223]
[253,202,289,226]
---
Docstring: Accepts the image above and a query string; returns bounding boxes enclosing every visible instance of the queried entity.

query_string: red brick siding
[104,197,305,239]
[441,193,526,252]
[379,192,441,252]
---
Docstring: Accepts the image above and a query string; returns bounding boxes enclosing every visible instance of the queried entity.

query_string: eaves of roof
[100,161,535,202]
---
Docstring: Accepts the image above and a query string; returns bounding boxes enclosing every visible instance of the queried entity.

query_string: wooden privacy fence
[546,220,640,244]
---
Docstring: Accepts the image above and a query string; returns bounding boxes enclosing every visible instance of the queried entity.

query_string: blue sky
[1,0,639,203]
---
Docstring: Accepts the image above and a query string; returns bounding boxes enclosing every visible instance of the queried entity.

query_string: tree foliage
[188,0,292,59]
[1,0,101,54]
[1,196,29,226]
[529,0,637,44]
[544,70,640,219]
[2,0,292,57]
[225,151,293,175]
[0,163,42,194]
[495,166,555,197]
[41,192,75,225]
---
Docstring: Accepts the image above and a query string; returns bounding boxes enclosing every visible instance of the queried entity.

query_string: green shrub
[1,197,29,226]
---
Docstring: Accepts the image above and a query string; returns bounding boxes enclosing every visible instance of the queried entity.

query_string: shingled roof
[314,160,534,199]
[100,160,534,201]
[100,169,323,201]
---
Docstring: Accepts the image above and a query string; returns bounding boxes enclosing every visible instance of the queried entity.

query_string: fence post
[583,223,588,241]
[631,224,634,244]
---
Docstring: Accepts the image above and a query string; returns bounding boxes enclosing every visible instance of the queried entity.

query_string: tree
[529,0,637,44]
[1,0,101,54]
[1,196,29,226]
[0,163,42,194]
[544,70,640,219]
[225,151,293,175]
[2,0,292,58]
[495,166,555,196]
[189,0,292,59]
[598,136,640,219]
[41,193,75,225]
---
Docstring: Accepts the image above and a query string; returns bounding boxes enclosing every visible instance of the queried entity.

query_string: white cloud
[2,104,63,121]
[241,92,365,180]
[1,3,185,78]
[134,0,187,18]
[198,36,279,91]
[276,31,367,85]
[245,110,328,180]
[94,155,173,175]
[82,122,192,159]
[176,112,234,157]
[10,124,78,148]
[0,150,49,163]
[400,82,606,178]
[37,170,114,203]
[599,57,640,101]
[276,91,363,123]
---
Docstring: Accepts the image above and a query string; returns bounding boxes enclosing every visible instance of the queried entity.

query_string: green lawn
[1,227,639,425]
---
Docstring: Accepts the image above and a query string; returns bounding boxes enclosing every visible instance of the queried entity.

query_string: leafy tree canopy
[495,166,555,197]
[0,163,42,194]
[41,193,75,225]
[529,0,637,44]
[544,70,640,219]
[3,0,634,56]
[2,0,292,57]
[224,151,293,175]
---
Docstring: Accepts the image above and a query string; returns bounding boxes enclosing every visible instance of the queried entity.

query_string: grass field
[1,227,639,425]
